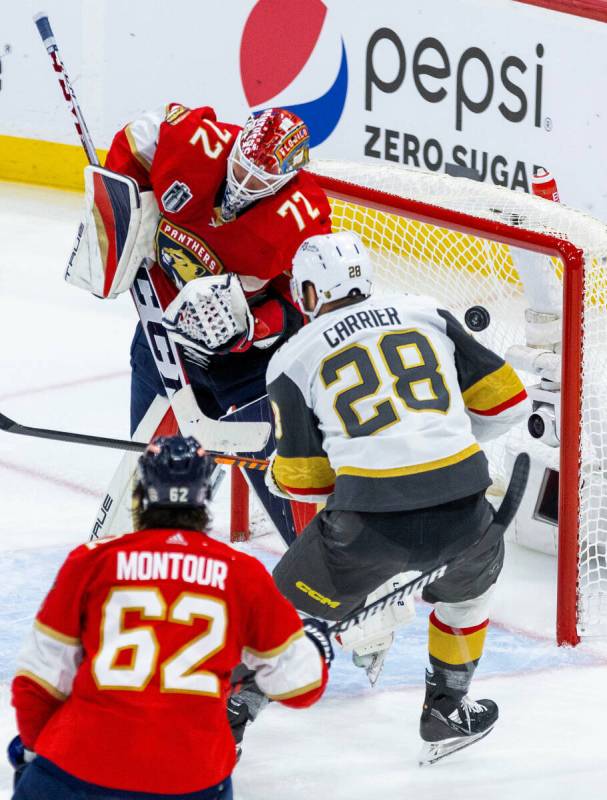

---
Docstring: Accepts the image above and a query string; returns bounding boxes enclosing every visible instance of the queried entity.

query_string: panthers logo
[156,218,225,287]
[160,247,209,287]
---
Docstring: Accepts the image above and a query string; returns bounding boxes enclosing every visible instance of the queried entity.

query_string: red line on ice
[0,370,129,401]
[0,458,101,497]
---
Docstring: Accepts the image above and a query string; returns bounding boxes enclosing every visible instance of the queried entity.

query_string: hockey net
[307,159,607,645]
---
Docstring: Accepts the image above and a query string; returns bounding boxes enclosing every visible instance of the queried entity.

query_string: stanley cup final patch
[161,181,193,213]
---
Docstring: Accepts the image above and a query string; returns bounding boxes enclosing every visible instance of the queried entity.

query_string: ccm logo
[296,581,341,609]
[366,29,545,132]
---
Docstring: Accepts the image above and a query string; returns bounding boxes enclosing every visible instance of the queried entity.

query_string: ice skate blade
[352,649,388,687]
[418,725,495,766]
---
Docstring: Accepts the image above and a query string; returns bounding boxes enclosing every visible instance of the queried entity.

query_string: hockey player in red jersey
[9,436,331,799]
[98,104,332,433]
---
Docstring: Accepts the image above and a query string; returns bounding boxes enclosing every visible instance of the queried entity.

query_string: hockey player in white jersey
[245,231,529,764]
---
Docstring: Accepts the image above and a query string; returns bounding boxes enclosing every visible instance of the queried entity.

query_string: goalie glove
[162,273,254,356]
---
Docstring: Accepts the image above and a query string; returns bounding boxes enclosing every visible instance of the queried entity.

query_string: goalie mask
[222,108,310,220]
[135,436,215,511]
[291,232,374,319]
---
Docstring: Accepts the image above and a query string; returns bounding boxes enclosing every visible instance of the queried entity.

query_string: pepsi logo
[240,0,348,147]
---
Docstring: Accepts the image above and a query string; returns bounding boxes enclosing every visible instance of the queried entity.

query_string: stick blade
[0,412,17,432]
[494,451,530,529]
[171,386,270,453]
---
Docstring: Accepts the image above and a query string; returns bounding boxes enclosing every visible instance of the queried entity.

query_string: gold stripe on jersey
[336,443,481,479]
[34,619,80,646]
[125,125,152,171]
[273,455,336,492]
[243,629,304,660]
[267,676,323,701]
[15,670,68,701]
[462,363,525,413]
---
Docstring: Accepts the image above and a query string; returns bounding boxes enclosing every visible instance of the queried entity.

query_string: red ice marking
[0,458,100,497]
[240,0,327,106]
[0,371,129,402]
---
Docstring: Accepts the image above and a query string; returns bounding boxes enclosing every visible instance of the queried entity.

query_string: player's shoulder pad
[55,534,127,573]
[266,320,318,386]
[193,105,217,122]
[292,170,331,210]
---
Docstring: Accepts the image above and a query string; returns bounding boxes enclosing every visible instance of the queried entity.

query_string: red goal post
[305,159,607,646]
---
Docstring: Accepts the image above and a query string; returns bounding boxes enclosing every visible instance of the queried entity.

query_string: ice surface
[1,182,607,798]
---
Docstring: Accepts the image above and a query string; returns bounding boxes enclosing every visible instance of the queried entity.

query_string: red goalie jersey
[105,103,331,299]
[12,529,327,794]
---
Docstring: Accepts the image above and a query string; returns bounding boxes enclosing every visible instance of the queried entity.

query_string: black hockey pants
[272,490,503,621]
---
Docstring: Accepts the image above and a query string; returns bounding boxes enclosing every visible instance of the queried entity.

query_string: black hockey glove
[7,735,35,789]
[227,695,250,747]
[303,617,334,666]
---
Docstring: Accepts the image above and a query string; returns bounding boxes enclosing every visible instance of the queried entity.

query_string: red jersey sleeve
[237,557,327,708]
[11,542,95,748]
[104,104,219,189]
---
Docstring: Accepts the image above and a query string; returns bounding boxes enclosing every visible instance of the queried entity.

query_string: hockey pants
[129,322,272,435]
[272,490,503,689]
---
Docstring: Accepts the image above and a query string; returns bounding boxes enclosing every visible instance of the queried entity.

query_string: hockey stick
[0,410,268,471]
[328,452,530,636]
[33,12,270,455]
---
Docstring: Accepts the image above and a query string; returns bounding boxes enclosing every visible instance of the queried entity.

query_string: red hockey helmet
[222,108,310,219]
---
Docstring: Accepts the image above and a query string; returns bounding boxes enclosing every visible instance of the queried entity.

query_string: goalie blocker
[66,166,159,298]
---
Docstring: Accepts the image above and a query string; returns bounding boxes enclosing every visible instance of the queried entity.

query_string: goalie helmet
[222,108,310,220]
[290,232,373,319]
[136,435,215,511]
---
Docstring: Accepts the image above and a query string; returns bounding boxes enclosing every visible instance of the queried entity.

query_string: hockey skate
[351,632,394,687]
[418,670,498,766]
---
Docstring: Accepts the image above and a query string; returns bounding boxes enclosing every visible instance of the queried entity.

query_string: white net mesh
[307,159,607,639]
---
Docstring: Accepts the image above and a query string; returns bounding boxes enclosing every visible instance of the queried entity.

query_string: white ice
[1,182,607,799]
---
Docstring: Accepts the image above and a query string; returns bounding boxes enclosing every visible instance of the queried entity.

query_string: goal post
[306,159,605,646]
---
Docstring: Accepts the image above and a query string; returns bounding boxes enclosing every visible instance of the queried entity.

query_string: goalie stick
[33,12,269,455]
[0,411,269,471]
[328,452,530,636]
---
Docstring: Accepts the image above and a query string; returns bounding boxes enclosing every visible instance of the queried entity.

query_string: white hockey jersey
[266,294,528,511]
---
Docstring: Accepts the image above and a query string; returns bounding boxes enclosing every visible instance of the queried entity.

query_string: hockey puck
[464,305,491,332]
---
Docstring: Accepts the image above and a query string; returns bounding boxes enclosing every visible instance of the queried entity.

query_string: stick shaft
[33,13,99,166]
[0,412,268,471]
[329,453,529,635]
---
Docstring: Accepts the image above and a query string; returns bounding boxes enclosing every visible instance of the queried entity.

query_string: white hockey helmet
[290,231,373,319]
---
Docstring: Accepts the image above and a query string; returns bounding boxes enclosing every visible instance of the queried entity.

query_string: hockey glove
[303,618,334,667]
[227,695,250,747]
[7,735,35,789]
[162,274,254,356]
[264,452,295,501]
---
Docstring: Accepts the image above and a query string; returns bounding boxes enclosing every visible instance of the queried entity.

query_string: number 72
[277,191,320,231]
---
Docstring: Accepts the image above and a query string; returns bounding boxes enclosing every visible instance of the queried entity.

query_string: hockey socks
[420,611,496,765]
